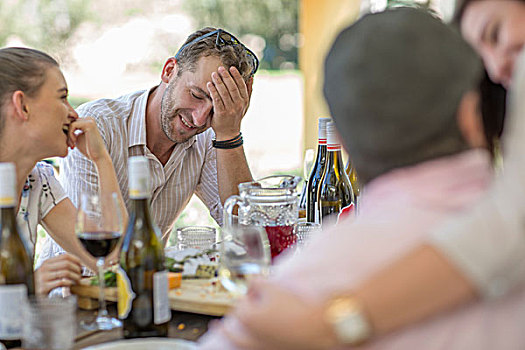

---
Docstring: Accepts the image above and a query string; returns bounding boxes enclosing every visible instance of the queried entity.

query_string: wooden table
[73,304,219,349]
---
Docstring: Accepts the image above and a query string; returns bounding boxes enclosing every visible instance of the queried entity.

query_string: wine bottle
[345,156,360,207]
[306,117,331,223]
[0,163,34,349]
[318,122,354,226]
[118,156,170,338]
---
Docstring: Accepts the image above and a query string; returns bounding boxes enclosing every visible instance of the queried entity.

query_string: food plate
[83,338,197,349]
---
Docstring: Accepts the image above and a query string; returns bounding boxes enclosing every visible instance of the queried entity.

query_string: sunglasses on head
[174,29,259,77]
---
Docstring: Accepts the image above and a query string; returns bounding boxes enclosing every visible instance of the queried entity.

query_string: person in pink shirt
[197,7,520,349]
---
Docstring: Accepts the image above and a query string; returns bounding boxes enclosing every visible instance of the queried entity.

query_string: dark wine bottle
[118,156,170,338]
[318,122,354,226]
[306,117,331,223]
[0,163,34,349]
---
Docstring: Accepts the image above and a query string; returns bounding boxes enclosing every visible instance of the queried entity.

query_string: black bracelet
[213,132,242,145]
[213,133,244,149]
[212,132,243,149]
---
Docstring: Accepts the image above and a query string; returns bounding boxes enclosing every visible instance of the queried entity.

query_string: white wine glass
[76,192,123,330]
[303,148,315,180]
[218,225,271,296]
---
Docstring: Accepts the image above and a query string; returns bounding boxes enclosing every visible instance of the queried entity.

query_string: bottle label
[337,203,355,223]
[0,285,27,339]
[153,271,171,324]
[116,267,136,319]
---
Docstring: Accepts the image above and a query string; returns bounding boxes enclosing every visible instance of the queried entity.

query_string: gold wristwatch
[324,295,372,346]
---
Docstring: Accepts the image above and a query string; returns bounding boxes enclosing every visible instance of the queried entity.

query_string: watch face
[326,297,372,345]
[339,312,370,341]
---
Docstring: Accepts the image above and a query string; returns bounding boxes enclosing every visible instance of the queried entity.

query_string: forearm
[93,153,128,225]
[355,244,476,336]
[216,146,253,204]
[41,211,96,271]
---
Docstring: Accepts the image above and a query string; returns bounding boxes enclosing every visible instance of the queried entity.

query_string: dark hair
[479,70,507,152]
[452,1,508,152]
[0,47,59,135]
[175,27,255,81]
[452,0,476,25]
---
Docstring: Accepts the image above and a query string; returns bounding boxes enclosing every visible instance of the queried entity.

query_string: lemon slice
[116,267,135,319]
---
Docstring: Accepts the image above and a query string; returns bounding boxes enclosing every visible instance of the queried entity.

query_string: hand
[34,254,82,295]
[226,279,337,350]
[67,117,109,163]
[104,246,121,268]
[207,66,251,140]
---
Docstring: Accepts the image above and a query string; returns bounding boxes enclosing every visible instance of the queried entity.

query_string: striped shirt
[61,88,222,240]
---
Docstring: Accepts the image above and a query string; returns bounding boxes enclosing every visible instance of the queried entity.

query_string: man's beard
[160,82,186,144]
[160,79,209,143]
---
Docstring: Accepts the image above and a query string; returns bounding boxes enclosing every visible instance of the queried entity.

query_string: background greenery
[1,0,299,71]
[183,0,299,70]
[0,0,92,54]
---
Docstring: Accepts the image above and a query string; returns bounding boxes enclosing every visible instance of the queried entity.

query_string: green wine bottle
[0,163,34,349]
[118,156,170,338]
[345,156,360,208]
[318,122,355,226]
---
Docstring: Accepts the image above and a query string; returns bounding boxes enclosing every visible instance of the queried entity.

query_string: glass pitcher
[224,175,301,260]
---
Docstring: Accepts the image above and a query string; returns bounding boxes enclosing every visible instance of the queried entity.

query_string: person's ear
[11,90,30,121]
[161,57,178,84]
[457,90,487,148]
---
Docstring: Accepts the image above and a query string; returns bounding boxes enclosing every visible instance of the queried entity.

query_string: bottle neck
[126,197,153,243]
[318,123,327,146]
[0,206,17,235]
[325,149,343,172]
[316,144,327,162]
[130,197,151,216]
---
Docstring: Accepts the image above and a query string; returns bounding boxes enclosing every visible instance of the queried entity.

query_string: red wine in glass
[264,225,296,260]
[76,192,123,331]
[77,231,121,258]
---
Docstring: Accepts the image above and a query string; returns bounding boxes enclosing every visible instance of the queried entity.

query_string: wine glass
[299,148,316,217]
[76,192,123,330]
[303,148,315,180]
[218,225,271,296]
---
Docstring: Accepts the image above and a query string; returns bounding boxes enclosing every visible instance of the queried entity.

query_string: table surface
[73,304,219,349]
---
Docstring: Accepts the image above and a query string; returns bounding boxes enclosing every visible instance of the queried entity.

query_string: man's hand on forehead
[206,66,251,140]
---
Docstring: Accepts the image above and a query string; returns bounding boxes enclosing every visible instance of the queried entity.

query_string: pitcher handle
[223,195,242,233]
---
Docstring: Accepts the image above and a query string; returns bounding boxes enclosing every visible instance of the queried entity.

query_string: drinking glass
[218,225,271,296]
[295,222,321,246]
[176,226,217,251]
[22,296,77,350]
[303,148,315,180]
[76,192,122,330]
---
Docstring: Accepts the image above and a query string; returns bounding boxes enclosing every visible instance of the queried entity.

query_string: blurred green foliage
[69,96,91,109]
[0,0,92,52]
[182,0,299,70]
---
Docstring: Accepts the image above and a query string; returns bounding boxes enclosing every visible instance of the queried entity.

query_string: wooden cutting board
[168,279,236,316]
[71,278,235,316]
